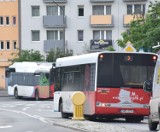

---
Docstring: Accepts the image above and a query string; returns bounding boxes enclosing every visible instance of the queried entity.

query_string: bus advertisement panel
[53,52,157,122]
[6,62,54,100]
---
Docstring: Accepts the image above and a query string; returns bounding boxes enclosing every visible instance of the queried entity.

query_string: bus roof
[56,51,157,67]
[9,62,53,73]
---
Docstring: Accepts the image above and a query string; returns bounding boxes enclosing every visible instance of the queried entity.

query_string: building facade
[0,0,19,89]
[20,0,152,57]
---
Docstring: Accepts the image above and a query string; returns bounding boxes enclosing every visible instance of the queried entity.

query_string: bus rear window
[97,53,157,88]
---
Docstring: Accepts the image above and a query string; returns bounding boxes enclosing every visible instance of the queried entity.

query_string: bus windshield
[97,53,156,88]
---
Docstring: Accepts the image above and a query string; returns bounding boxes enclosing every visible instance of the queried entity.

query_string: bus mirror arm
[143,80,152,92]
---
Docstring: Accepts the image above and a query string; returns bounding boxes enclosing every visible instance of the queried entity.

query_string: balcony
[44,40,64,52]
[43,15,66,28]
[90,0,114,3]
[90,39,112,51]
[123,15,142,27]
[43,0,67,3]
[123,0,147,2]
[90,15,113,27]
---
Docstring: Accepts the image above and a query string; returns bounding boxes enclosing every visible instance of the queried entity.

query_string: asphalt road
[0,96,155,132]
[0,96,81,132]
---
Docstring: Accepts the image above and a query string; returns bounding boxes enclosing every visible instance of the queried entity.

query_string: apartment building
[0,0,19,89]
[0,0,153,89]
[20,0,152,57]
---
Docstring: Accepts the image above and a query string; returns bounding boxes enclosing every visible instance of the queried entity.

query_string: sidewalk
[0,89,8,97]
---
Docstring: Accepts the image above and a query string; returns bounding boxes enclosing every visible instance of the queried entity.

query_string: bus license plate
[121,110,134,113]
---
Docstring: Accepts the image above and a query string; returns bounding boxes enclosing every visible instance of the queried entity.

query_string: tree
[11,49,45,62]
[117,1,160,53]
[46,48,73,62]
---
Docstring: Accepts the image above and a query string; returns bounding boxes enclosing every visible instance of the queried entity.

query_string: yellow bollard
[71,91,86,120]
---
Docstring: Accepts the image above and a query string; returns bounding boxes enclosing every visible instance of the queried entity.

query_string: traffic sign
[123,43,136,52]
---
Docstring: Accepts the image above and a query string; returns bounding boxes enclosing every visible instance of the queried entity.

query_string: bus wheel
[59,102,69,118]
[14,89,19,99]
[35,90,39,101]
[148,115,158,131]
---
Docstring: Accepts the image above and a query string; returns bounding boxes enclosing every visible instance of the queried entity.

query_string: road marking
[22,107,30,111]
[0,108,48,124]
[0,125,12,129]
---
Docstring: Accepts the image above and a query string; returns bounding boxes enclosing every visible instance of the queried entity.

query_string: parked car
[143,54,160,131]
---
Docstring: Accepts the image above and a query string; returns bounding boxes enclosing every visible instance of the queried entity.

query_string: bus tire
[59,102,69,118]
[35,90,39,101]
[14,88,19,99]
[148,115,158,131]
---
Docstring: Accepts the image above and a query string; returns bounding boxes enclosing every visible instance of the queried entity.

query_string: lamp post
[152,42,160,49]
[52,0,65,53]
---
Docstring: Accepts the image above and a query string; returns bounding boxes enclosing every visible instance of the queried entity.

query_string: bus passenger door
[38,73,50,98]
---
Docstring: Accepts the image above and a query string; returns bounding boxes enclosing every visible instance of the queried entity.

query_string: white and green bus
[6,62,55,100]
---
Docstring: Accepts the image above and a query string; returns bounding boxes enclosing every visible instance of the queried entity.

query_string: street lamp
[152,42,160,49]
[52,0,65,53]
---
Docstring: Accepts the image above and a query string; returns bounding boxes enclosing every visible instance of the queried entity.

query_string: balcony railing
[44,40,64,52]
[123,14,143,26]
[123,0,147,2]
[43,15,66,28]
[43,0,67,3]
[90,15,113,27]
[90,0,114,3]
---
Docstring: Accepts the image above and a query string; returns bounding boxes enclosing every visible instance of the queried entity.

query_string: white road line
[0,108,48,124]
[22,107,30,111]
[0,125,12,129]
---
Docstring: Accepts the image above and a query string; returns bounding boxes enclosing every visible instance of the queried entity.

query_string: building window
[78,6,84,16]
[106,6,111,15]
[47,6,58,15]
[127,4,145,15]
[0,17,3,25]
[6,16,9,25]
[12,16,16,25]
[78,30,84,41]
[60,6,65,15]
[47,6,64,16]
[127,5,132,14]
[60,31,64,40]
[13,41,17,49]
[93,5,111,15]
[32,6,40,17]
[0,41,4,50]
[32,30,40,41]
[47,30,58,40]
[93,5,104,15]
[6,41,10,50]
[93,30,112,40]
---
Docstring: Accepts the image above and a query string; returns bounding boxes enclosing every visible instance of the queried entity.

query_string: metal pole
[52,0,65,53]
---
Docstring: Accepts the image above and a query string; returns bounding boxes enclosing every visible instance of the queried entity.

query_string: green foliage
[117,1,160,53]
[11,49,45,62]
[105,46,115,51]
[46,48,73,62]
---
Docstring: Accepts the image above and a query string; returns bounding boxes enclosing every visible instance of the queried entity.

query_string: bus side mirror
[5,70,10,78]
[143,80,152,92]
[5,68,15,77]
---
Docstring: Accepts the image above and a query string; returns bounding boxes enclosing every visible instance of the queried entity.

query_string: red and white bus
[53,51,158,122]
[6,62,55,100]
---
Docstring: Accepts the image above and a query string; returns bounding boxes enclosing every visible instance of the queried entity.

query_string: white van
[143,54,160,131]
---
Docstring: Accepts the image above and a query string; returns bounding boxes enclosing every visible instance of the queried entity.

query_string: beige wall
[0,0,19,89]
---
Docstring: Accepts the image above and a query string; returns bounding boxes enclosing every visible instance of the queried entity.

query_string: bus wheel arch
[59,98,69,118]
[35,89,39,101]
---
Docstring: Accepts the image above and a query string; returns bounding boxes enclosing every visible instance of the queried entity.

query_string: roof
[56,51,157,67]
[9,62,53,73]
